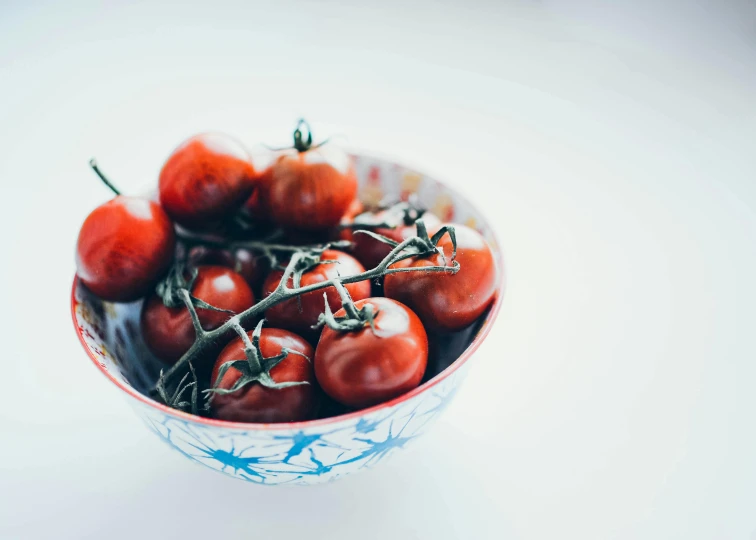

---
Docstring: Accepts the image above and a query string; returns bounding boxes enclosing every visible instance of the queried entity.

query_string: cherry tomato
[341,210,442,270]
[262,250,370,335]
[210,328,316,423]
[384,224,497,331]
[314,297,428,408]
[188,246,265,289]
[76,196,176,302]
[159,133,257,230]
[141,265,255,363]
[251,144,357,230]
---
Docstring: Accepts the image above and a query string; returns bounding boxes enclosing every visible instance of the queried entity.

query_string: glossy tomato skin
[210,328,317,423]
[159,133,257,230]
[384,224,497,332]
[314,297,428,409]
[252,146,357,230]
[141,265,255,364]
[262,250,371,335]
[341,211,442,270]
[76,196,176,302]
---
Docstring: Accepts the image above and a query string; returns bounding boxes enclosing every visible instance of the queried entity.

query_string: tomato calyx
[343,198,429,231]
[156,262,235,312]
[88,158,122,196]
[355,218,460,265]
[265,118,331,153]
[282,247,343,313]
[314,280,378,333]
[397,197,428,227]
[154,361,201,415]
[292,118,314,152]
[205,320,311,403]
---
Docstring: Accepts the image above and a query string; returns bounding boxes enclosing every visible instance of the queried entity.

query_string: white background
[1,1,756,538]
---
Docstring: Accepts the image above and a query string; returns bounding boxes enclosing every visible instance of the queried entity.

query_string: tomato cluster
[75,120,498,424]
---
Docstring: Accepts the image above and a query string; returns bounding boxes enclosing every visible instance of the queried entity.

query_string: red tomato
[384,224,497,331]
[262,250,370,335]
[341,210,442,270]
[188,246,265,289]
[159,133,257,230]
[314,297,428,408]
[76,196,176,302]
[251,145,357,230]
[141,265,255,363]
[210,328,316,423]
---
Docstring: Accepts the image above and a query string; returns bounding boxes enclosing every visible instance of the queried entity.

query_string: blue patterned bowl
[71,153,504,485]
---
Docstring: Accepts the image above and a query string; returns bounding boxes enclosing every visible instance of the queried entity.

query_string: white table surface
[2,1,755,539]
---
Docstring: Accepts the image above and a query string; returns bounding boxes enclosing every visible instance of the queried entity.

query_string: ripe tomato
[314,297,428,408]
[251,144,357,230]
[262,250,370,335]
[76,196,176,302]
[384,224,497,331]
[341,209,442,270]
[188,246,265,289]
[210,328,316,423]
[159,133,257,230]
[142,265,255,363]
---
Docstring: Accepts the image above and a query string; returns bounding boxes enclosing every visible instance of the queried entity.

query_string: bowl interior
[72,152,504,426]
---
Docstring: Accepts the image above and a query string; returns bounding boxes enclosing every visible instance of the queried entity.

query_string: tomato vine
[154,218,460,414]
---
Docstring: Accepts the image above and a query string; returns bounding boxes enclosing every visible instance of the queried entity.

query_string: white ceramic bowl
[71,153,505,485]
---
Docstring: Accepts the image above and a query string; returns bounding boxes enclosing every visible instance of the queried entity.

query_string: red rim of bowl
[70,162,505,431]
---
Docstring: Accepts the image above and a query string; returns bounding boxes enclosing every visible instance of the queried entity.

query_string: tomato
[314,297,428,408]
[384,224,497,331]
[248,122,357,230]
[76,196,176,302]
[188,246,265,289]
[159,133,257,230]
[210,328,316,423]
[141,265,255,363]
[341,209,442,270]
[262,147,357,229]
[262,249,370,335]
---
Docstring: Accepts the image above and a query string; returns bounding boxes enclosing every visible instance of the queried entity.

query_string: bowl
[71,152,505,485]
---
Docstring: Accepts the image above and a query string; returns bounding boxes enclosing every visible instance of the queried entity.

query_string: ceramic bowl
[71,152,505,485]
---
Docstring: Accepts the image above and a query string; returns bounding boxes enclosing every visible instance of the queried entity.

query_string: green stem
[89,159,121,196]
[331,280,360,319]
[179,289,205,336]
[158,234,458,385]
[292,119,313,152]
